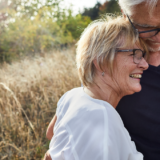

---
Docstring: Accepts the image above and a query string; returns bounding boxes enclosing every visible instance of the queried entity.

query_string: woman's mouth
[129,74,142,78]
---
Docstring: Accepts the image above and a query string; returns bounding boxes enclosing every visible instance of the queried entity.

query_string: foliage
[58,9,91,39]
[99,0,121,14]
[82,0,121,20]
[82,2,101,20]
[0,0,91,63]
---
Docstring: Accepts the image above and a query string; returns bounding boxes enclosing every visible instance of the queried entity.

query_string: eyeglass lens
[133,50,144,64]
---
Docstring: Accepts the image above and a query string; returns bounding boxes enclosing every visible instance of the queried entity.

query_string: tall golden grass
[0,47,80,160]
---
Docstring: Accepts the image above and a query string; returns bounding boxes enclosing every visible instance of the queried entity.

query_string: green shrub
[0,6,91,62]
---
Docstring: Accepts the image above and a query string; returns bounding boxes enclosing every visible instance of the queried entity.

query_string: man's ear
[93,59,103,72]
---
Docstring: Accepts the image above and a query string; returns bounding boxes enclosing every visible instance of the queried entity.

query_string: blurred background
[0,0,120,62]
[0,0,120,159]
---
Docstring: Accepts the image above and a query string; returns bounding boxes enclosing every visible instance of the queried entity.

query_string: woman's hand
[43,150,52,160]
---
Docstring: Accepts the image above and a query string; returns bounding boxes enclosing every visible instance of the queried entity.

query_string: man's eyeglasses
[127,15,160,38]
[116,49,146,64]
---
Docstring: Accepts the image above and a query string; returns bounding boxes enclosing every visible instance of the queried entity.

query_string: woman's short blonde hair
[76,15,148,87]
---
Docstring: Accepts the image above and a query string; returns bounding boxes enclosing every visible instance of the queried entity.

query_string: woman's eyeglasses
[116,49,146,64]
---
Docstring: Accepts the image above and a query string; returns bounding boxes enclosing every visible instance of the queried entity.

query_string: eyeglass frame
[116,49,146,64]
[127,15,160,38]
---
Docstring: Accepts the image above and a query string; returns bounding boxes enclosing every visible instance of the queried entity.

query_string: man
[117,0,160,160]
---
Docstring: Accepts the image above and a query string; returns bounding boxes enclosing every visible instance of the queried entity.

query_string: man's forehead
[131,1,160,27]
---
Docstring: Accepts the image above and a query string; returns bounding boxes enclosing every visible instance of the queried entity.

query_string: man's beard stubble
[146,38,160,52]
[148,46,160,52]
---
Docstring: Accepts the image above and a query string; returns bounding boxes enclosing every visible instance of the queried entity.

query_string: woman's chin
[126,86,142,95]
[133,85,142,93]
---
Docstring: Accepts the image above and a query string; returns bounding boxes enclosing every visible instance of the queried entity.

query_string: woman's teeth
[129,74,142,78]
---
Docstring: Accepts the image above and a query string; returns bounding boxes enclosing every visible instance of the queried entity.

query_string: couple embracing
[44,0,160,160]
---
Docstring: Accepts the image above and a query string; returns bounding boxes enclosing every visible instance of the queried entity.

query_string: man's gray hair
[119,0,158,16]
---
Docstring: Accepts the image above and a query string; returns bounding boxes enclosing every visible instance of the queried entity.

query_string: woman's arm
[46,114,57,140]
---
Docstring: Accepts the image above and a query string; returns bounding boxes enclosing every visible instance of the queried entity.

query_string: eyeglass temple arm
[126,15,138,31]
[139,28,160,33]
[116,49,133,52]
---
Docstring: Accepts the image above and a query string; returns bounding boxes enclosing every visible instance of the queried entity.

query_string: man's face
[130,1,160,52]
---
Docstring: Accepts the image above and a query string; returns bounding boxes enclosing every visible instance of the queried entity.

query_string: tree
[0,0,91,62]
[99,0,120,14]
[82,2,101,20]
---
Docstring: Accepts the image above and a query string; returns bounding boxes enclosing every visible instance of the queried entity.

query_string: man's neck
[148,51,160,66]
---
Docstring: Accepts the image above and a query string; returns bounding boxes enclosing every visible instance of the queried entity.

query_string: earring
[102,72,104,76]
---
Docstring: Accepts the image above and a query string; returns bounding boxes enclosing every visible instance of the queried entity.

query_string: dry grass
[0,47,80,160]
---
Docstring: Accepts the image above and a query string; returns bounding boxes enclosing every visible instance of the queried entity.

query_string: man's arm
[46,114,57,140]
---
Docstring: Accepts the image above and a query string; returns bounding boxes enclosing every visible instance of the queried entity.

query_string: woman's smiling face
[110,44,149,96]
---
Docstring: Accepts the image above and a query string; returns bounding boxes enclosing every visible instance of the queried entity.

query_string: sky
[63,0,107,14]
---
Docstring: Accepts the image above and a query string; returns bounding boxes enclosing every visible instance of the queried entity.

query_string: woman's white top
[49,87,143,160]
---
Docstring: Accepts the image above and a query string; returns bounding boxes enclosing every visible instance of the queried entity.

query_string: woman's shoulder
[57,87,83,105]
[57,87,116,117]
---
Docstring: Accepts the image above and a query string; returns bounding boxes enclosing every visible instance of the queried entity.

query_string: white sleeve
[49,126,77,160]
[56,91,69,116]
[49,107,106,160]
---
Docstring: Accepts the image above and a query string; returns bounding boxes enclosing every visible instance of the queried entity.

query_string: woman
[44,16,148,160]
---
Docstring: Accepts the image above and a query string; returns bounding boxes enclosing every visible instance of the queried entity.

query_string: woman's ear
[93,59,103,72]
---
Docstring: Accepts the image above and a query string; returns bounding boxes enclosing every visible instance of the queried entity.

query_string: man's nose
[138,58,149,70]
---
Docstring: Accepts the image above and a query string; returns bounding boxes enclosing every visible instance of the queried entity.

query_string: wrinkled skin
[129,1,160,66]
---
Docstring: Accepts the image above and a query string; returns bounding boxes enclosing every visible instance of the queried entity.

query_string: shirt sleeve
[49,105,106,160]
[49,126,77,160]
[56,91,69,116]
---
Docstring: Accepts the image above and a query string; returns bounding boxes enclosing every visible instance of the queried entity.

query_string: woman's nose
[138,58,149,70]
